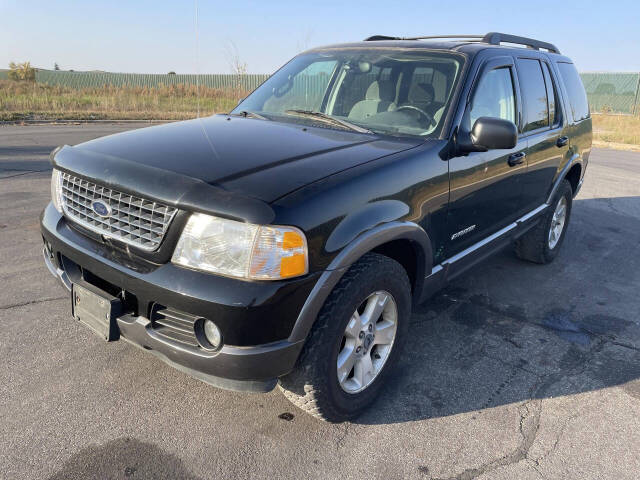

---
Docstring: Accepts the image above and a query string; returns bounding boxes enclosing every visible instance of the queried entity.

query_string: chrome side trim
[517,203,549,224]
[441,222,516,268]
[430,203,549,274]
[430,264,444,276]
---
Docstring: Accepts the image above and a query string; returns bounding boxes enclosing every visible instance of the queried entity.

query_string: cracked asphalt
[1,123,639,479]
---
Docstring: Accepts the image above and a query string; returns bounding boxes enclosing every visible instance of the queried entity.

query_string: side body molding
[287,222,432,343]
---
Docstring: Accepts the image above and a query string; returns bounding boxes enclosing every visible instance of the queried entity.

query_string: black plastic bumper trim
[115,314,303,388]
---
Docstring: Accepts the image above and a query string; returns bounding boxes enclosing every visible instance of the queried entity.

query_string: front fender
[325,200,410,253]
[287,221,432,343]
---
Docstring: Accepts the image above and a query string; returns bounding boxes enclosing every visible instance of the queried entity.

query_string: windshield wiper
[231,110,268,120]
[284,110,372,134]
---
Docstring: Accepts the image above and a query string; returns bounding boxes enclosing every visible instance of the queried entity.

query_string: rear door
[515,57,570,210]
[447,56,527,254]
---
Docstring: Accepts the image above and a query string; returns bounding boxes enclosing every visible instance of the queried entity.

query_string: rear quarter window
[557,62,590,122]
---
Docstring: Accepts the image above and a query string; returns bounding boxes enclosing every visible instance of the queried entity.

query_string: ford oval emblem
[91,200,111,218]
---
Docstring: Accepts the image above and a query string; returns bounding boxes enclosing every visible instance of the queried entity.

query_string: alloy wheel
[337,291,398,394]
[548,196,568,249]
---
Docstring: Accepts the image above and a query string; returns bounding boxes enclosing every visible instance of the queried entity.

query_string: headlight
[51,169,64,213]
[171,213,308,280]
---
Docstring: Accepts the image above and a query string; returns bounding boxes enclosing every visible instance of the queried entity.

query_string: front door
[447,59,526,256]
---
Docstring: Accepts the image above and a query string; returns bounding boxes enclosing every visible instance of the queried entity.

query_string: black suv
[41,33,591,421]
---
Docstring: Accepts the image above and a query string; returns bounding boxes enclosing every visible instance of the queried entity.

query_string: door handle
[507,151,526,167]
[556,136,569,147]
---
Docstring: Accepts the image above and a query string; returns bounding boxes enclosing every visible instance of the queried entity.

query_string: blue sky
[2,0,639,74]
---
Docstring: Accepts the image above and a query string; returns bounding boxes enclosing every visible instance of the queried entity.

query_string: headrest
[409,83,435,104]
[365,80,395,102]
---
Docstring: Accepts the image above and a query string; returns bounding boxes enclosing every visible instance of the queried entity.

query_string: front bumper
[41,204,320,392]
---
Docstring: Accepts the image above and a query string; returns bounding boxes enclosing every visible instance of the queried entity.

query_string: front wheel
[278,253,411,422]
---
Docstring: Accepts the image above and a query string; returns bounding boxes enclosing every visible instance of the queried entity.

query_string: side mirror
[458,117,517,153]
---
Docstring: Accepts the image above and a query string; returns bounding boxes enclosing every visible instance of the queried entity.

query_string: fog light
[203,319,222,349]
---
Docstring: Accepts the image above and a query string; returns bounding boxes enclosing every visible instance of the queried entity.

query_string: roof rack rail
[404,35,484,41]
[481,32,560,54]
[363,35,404,41]
[364,34,482,42]
[363,32,560,54]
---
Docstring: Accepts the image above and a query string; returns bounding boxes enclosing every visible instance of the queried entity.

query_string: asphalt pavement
[1,123,639,479]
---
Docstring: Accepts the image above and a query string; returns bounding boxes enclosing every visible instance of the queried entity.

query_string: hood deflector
[51,145,276,225]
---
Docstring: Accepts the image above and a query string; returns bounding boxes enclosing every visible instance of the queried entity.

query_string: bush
[8,61,36,82]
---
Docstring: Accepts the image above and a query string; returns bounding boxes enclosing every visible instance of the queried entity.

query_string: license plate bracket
[71,282,122,341]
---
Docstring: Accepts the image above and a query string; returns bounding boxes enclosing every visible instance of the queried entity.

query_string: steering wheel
[395,105,435,127]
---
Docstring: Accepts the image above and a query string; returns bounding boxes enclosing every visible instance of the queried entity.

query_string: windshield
[232,48,464,138]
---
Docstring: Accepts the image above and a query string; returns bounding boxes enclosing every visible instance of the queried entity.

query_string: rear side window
[557,62,590,121]
[516,58,549,132]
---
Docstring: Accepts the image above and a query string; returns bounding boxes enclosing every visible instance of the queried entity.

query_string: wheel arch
[287,221,432,344]
[565,163,582,196]
[547,154,584,204]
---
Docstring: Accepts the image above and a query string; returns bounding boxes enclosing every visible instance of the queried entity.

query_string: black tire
[278,253,411,422]
[515,179,573,264]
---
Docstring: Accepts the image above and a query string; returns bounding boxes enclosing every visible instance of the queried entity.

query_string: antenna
[194,0,200,118]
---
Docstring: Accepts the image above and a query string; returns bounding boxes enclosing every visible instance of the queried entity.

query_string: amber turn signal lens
[282,231,304,249]
[248,225,308,280]
[280,254,306,278]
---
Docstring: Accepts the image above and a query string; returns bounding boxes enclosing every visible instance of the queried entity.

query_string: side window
[557,62,590,121]
[516,58,549,132]
[541,62,561,127]
[469,67,516,127]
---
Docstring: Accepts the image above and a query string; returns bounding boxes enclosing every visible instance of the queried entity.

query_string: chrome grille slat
[160,309,199,324]
[155,318,194,334]
[151,307,200,348]
[60,172,178,251]
[154,327,200,347]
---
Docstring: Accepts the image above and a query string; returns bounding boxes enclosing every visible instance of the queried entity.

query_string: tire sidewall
[321,259,411,418]
[542,181,573,261]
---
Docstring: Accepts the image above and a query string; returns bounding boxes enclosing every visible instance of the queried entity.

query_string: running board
[420,203,549,300]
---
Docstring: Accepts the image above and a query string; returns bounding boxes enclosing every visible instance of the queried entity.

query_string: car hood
[69,115,422,203]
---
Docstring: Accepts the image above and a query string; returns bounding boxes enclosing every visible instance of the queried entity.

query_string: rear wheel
[278,253,411,422]
[515,179,573,264]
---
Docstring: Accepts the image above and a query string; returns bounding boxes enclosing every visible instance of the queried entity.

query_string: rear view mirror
[469,117,517,151]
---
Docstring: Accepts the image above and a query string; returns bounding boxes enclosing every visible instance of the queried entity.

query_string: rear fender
[547,152,583,203]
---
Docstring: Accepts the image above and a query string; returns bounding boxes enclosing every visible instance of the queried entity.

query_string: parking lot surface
[1,123,639,479]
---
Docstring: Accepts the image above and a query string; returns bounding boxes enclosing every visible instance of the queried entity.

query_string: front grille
[60,173,178,251]
[151,306,200,348]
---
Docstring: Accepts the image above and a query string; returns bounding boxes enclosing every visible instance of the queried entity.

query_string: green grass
[3,80,640,150]
[0,80,246,121]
